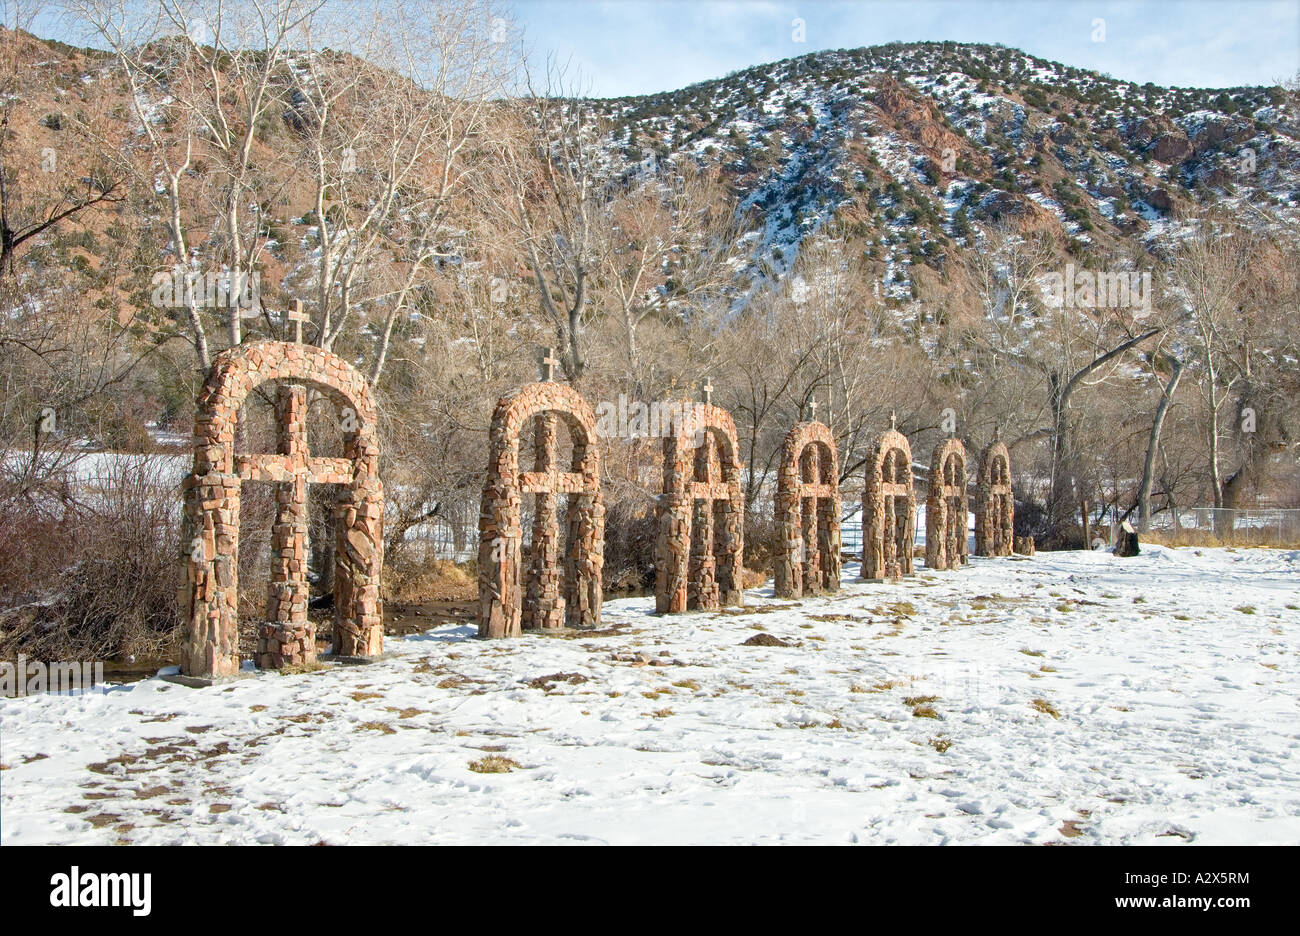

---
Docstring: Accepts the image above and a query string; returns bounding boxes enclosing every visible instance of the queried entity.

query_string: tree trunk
[1138,357,1184,530]
[1045,329,1159,543]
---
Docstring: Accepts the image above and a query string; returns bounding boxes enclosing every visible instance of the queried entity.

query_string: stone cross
[890,410,897,431]
[541,347,559,382]
[286,300,308,344]
[807,398,818,422]
[702,378,713,406]
[538,348,559,379]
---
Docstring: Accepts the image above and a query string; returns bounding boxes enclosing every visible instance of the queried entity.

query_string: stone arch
[861,428,915,581]
[180,341,383,679]
[975,439,1014,557]
[925,438,968,571]
[478,382,604,638]
[655,404,745,613]
[774,421,841,597]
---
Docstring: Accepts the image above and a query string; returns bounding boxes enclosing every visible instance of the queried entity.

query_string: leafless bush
[0,455,183,662]
[601,484,656,593]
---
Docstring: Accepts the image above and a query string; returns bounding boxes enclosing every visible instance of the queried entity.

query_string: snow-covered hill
[598,42,1300,302]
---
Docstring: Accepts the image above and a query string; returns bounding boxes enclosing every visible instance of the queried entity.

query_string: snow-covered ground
[2,546,1297,845]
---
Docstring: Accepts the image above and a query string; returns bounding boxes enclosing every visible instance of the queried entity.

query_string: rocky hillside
[597,41,1299,305]
[6,32,1299,383]
[11,32,1298,317]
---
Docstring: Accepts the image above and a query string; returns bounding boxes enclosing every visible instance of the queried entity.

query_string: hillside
[7,33,1299,335]
[597,42,1298,311]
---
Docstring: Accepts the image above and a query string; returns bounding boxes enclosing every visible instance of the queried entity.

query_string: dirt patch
[385,599,476,637]
[741,633,794,648]
[721,603,798,617]
[524,672,589,691]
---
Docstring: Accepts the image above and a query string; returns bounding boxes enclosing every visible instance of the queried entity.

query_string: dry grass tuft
[1142,529,1300,549]
[468,755,521,774]
[279,660,327,675]
[1030,698,1061,719]
[903,695,939,707]
[384,558,476,602]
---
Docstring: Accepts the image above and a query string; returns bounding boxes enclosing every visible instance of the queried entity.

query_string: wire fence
[401,504,1300,563]
[841,505,930,556]
[1138,507,1300,547]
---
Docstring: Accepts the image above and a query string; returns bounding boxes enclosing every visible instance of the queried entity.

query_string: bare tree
[489,60,606,381]
[1167,221,1254,510]
[599,160,739,391]
[964,224,1159,540]
[282,0,517,382]
[72,0,327,368]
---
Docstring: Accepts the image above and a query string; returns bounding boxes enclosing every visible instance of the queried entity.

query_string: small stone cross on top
[701,378,713,406]
[286,300,308,344]
[541,347,560,382]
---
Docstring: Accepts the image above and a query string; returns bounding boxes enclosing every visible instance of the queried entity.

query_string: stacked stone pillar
[526,413,565,630]
[180,340,384,679]
[334,426,384,658]
[654,482,691,614]
[774,421,841,598]
[862,428,916,581]
[258,384,316,666]
[688,498,719,610]
[655,402,745,614]
[975,438,1015,558]
[925,438,969,571]
[715,494,745,607]
[477,381,604,638]
[181,471,242,677]
[564,470,604,630]
[267,387,310,616]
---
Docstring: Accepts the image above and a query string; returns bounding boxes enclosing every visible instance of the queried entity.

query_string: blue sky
[512,0,1300,96]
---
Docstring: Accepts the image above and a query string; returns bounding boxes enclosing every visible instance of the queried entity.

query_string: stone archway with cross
[655,383,745,613]
[179,340,383,679]
[925,437,969,571]
[774,411,841,598]
[862,417,916,581]
[477,354,604,639]
[975,435,1014,557]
